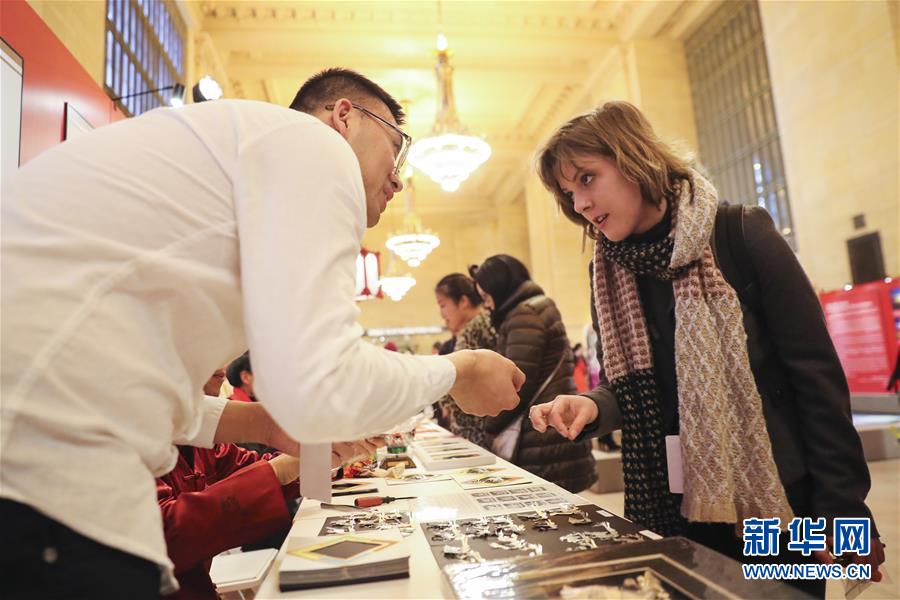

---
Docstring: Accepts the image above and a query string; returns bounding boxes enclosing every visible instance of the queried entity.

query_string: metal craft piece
[559,524,646,550]
[532,519,558,531]
[567,510,593,526]
[547,504,578,516]
[442,535,482,562]
[323,510,413,535]
[431,529,457,542]
[517,509,548,521]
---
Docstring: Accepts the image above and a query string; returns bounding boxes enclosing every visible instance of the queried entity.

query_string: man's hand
[270,437,386,482]
[330,438,384,468]
[813,536,886,582]
[446,350,525,416]
[530,395,599,440]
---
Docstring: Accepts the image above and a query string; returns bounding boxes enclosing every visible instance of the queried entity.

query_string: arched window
[104,0,185,116]
[686,0,796,249]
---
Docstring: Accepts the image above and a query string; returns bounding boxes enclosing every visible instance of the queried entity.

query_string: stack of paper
[411,439,495,470]
[278,530,409,591]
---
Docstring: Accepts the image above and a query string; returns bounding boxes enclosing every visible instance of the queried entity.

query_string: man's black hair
[289,67,405,125]
[226,351,252,388]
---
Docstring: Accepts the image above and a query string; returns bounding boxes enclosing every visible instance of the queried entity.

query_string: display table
[255,447,578,599]
[251,426,801,599]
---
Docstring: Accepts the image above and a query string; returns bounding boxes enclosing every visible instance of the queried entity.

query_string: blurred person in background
[470,255,596,492]
[226,352,255,403]
[434,273,497,449]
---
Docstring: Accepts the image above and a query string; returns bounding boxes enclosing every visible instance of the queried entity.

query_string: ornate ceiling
[191,1,717,220]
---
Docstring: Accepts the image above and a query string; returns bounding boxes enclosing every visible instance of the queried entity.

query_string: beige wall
[28,0,106,86]
[624,39,700,159]
[759,0,899,290]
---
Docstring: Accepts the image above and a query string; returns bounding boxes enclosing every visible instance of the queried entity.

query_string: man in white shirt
[1,68,524,598]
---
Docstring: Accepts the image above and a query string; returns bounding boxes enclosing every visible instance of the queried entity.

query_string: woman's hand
[529,395,599,440]
[268,454,300,485]
[813,536,886,582]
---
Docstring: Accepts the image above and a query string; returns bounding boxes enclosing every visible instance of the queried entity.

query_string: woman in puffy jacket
[468,254,595,493]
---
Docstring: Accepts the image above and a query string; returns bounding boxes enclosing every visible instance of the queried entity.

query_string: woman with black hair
[469,255,596,493]
[434,273,496,449]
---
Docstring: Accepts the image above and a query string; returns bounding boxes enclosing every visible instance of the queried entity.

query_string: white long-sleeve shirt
[0,100,455,579]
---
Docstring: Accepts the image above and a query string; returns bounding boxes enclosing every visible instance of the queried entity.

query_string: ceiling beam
[206,29,616,62]
[663,0,723,40]
[224,59,595,87]
[617,0,686,40]
[199,3,621,42]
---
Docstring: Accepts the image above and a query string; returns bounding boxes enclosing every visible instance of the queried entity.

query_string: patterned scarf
[592,170,793,536]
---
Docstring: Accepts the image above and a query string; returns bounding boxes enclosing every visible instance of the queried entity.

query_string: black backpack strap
[714,202,760,313]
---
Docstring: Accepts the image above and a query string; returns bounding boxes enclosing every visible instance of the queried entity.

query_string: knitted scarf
[592,170,793,536]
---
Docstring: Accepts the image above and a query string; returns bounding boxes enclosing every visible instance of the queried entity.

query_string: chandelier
[378,247,416,301]
[408,33,491,192]
[385,173,440,267]
[379,274,416,301]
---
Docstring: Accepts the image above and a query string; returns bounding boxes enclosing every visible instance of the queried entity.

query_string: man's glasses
[326,103,412,176]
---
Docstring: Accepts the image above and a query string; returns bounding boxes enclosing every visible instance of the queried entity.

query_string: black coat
[486,281,596,493]
[580,206,875,531]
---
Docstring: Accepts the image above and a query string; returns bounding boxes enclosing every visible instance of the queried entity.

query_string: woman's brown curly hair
[537,101,692,241]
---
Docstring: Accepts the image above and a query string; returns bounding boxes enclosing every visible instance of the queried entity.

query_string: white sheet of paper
[299,443,332,503]
[665,435,683,494]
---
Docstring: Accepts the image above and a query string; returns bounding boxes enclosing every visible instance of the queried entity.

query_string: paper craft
[468,484,577,511]
[412,439,496,470]
[452,466,504,476]
[385,472,452,486]
[429,452,482,460]
[419,445,471,453]
[416,438,466,446]
[378,455,417,470]
[454,474,529,490]
[450,467,532,490]
[332,481,378,497]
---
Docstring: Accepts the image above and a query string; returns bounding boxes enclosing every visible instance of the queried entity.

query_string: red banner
[820,279,899,394]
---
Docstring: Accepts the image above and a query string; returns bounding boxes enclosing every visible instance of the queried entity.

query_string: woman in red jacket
[158,439,379,599]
